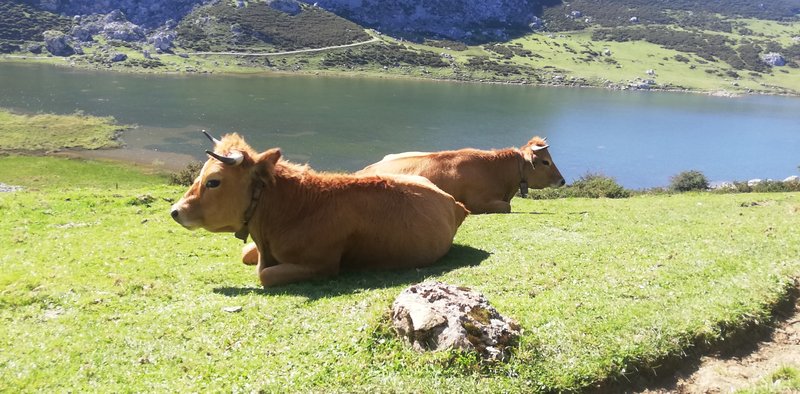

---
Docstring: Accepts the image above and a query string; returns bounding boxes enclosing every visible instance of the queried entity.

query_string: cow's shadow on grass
[212,244,491,300]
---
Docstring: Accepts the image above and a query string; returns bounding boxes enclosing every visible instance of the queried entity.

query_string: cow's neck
[251,163,315,238]
[234,179,264,243]
[489,148,528,201]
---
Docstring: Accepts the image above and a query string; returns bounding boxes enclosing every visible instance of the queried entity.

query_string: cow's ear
[522,149,535,168]
[252,148,281,185]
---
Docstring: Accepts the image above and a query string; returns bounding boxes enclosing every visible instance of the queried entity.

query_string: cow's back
[338,174,467,271]
[358,150,505,212]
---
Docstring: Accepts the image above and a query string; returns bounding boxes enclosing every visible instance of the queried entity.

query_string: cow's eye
[205,179,221,188]
[542,160,550,166]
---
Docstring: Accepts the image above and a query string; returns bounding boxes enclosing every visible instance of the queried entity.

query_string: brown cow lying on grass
[357,137,565,214]
[170,133,469,287]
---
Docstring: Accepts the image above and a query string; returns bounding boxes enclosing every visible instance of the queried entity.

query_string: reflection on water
[1,62,799,188]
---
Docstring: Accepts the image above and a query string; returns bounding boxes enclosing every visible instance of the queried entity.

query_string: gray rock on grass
[391,281,521,361]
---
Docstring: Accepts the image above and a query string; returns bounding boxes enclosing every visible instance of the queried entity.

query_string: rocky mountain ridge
[24,0,549,42]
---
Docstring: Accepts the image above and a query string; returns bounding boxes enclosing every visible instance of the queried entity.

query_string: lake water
[1,62,799,189]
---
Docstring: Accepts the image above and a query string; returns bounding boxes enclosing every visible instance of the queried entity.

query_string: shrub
[168,161,203,186]
[529,173,631,199]
[669,170,709,192]
[731,180,800,193]
[570,173,631,198]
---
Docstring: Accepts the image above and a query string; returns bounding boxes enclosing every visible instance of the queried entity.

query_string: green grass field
[1,156,798,392]
[0,108,127,151]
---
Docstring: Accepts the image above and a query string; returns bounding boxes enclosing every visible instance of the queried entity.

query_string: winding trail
[184,37,380,57]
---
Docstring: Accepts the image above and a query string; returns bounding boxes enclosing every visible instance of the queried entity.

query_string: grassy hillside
[1,156,798,392]
[174,1,371,52]
[0,1,70,42]
[2,0,798,95]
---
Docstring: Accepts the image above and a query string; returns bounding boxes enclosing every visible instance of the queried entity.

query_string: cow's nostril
[559,179,566,186]
[170,209,179,220]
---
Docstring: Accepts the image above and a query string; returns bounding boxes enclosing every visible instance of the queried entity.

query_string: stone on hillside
[150,31,176,52]
[268,0,302,15]
[783,175,799,183]
[646,69,655,75]
[629,16,639,23]
[528,16,543,30]
[43,30,75,56]
[110,52,127,62]
[748,179,763,187]
[103,20,145,41]
[27,44,43,54]
[70,24,95,42]
[762,53,786,67]
[391,282,521,361]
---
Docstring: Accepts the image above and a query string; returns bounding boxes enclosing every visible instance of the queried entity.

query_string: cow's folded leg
[242,242,259,265]
[259,262,339,287]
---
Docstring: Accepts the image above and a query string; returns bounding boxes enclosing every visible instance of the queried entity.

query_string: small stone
[223,306,243,313]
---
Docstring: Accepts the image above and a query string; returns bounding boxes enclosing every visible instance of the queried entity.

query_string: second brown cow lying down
[356,136,565,214]
[171,133,469,286]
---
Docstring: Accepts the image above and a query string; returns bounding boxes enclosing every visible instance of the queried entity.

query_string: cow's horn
[531,144,549,151]
[206,150,244,165]
[202,130,221,146]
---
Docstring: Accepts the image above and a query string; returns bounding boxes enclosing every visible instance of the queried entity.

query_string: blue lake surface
[1,62,798,188]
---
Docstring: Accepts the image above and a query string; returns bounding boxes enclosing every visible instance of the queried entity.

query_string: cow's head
[170,132,281,235]
[520,136,566,189]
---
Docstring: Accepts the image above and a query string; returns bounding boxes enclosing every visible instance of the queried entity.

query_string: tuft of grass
[0,108,129,152]
[742,365,800,393]
[1,156,799,392]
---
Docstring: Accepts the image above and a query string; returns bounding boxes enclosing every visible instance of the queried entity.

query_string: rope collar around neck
[517,151,529,198]
[234,180,264,243]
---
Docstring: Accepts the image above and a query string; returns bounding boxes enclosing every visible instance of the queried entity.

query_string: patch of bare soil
[639,301,800,393]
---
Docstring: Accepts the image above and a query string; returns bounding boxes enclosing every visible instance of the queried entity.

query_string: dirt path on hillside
[639,301,800,393]
[185,37,380,57]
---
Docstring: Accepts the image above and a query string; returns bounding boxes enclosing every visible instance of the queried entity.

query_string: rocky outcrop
[149,30,176,52]
[43,30,75,56]
[302,0,546,42]
[762,52,786,67]
[391,282,521,361]
[69,11,144,42]
[32,0,550,43]
[35,0,205,28]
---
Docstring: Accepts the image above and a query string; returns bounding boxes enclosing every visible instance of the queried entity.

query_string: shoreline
[3,54,797,99]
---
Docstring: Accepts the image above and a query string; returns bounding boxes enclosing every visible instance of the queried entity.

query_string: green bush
[168,161,203,186]
[670,170,709,192]
[529,173,631,199]
[730,180,800,193]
